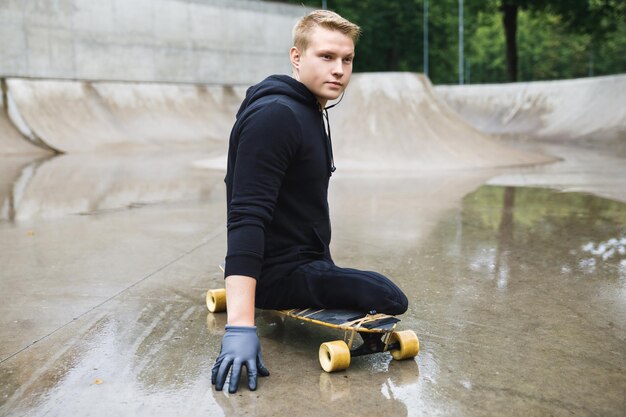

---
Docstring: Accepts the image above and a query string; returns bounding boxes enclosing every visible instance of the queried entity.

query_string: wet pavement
[0,144,625,416]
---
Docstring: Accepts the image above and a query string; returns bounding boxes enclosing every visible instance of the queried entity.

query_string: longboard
[207,263,419,372]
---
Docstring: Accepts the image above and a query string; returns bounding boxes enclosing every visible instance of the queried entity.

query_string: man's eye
[344,58,353,63]
[322,55,331,60]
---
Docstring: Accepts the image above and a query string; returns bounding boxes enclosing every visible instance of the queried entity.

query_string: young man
[211,10,408,394]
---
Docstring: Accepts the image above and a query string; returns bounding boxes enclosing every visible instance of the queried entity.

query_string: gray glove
[211,325,270,393]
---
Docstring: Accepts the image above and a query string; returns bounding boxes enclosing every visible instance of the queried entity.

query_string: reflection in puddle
[0,155,51,222]
[0,152,225,222]
[582,237,626,261]
[460,186,626,284]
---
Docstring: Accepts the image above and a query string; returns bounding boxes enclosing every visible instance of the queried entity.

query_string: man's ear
[289,47,301,70]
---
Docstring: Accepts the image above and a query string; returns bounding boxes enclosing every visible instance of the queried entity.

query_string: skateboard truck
[349,332,400,357]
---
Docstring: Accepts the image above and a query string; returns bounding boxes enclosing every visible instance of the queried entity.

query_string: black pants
[256,260,408,315]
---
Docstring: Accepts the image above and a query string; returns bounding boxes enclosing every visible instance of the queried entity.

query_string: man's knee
[364,272,409,315]
[386,289,408,315]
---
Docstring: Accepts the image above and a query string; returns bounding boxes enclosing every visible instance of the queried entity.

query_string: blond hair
[292,10,361,52]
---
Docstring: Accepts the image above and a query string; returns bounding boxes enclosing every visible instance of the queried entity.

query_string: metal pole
[322,0,327,10]
[459,0,464,84]
[424,0,429,77]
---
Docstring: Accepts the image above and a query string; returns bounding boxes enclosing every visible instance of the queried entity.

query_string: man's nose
[331,58,344,76]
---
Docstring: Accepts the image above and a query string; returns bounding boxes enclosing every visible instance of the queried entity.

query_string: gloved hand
[211,325,270,393]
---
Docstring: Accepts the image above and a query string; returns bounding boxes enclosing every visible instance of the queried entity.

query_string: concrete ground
[0,143,625,416]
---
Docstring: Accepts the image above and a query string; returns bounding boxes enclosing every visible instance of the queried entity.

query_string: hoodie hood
[236,75,320,119]
[235,74,337,176]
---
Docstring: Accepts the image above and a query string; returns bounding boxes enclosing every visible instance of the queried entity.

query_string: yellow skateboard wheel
[319,340,351,372]
[206,289,227,313]
[389,330,419,360]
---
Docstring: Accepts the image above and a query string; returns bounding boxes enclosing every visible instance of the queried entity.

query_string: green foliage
[452,185,626,283]
[269,0,625,83]
[467,8,507,83]
[323,0,423,72]
[463,186,626,229]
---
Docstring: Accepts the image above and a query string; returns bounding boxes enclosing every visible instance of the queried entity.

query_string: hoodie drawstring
[320,92,344,176]
[322,108,336,175]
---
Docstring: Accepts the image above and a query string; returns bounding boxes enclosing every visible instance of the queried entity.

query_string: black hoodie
[224,75,335,287]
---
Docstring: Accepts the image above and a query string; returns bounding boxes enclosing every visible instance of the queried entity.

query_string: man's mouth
[327,82,343,86]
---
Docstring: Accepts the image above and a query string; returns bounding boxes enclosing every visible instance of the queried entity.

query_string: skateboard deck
[278,307,400,333]
[208,262,419,372]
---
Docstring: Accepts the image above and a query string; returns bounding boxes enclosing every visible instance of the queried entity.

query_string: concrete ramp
[330,73,553,171]
[0,91,47,155]
[6,79,247,153]
[6,73,553,171]
[434,74,626,143]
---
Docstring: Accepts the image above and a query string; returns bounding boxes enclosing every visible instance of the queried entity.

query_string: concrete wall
[435,74,626,143]
[0,0,308,84]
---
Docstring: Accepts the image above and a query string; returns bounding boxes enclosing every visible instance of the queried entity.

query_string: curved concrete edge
[6,78,247,154]
[434,74,626,142]
[329,72,555,171]
[0,80,51,156]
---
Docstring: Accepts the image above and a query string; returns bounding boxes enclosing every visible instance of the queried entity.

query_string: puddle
[460,186,626,282]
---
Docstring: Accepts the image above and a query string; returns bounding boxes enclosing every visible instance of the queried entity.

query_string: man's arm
[211,274,269,393]
[214,103,299,394]
[225,103,301,280]
[225,275,256,326]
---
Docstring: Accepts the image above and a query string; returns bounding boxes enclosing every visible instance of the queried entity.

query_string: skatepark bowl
[1,76,625,416]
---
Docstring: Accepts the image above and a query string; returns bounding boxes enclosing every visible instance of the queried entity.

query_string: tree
[269,0,625,83]
[496,0,625,81]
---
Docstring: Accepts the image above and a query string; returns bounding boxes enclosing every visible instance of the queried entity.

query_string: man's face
[291,26,355,107]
